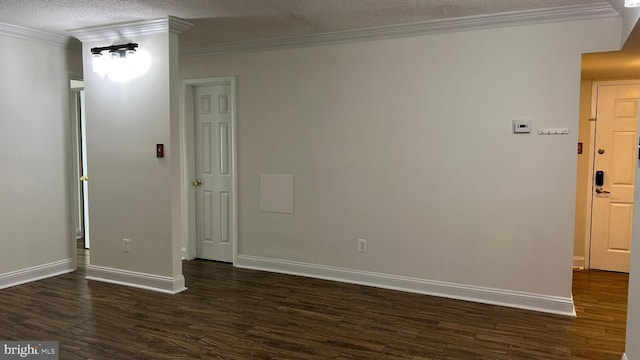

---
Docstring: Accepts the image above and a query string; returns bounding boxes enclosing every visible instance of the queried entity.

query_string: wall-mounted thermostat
[513,120,532,134]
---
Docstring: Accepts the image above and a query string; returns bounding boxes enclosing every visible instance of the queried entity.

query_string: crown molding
[0,22,69,47]
[68,16,193,43]
[181,2,620,57]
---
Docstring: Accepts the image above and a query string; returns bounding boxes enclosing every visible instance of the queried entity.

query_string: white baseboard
[0,259,74,290]
[236,255,576,317]
[573,256,585,269]
[86,265,187,294]
[182,247,187,260]
[622,353,628,360]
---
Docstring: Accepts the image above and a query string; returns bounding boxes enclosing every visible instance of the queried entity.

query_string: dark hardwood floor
[0,245,628,359]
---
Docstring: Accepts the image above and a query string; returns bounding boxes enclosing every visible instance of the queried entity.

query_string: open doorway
[570,50,639,357]
[69,78,90,255]
[575,80,638,272]
[574,50,640,272]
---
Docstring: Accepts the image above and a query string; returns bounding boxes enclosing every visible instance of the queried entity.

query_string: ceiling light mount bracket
[91,43,138,58]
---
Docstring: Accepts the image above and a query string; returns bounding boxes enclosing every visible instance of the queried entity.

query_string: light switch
[513,120,532,134]
[538,128,569,135]
[156,144,164,158]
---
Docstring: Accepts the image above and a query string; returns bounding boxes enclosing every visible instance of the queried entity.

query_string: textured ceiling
[0,0,635,79]
[0,0,622,46]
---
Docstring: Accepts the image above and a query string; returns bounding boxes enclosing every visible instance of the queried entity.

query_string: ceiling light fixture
[625,0,640,7]
[90,43,138,59]
[90,42,151,82]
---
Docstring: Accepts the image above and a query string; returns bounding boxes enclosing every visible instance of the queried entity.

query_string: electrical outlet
[123,238,130,253]
[358,238,367,252]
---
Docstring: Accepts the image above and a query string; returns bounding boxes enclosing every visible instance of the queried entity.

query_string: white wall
[622,6,640,360]
[627,76,640,360]
[625,11,640,355]
[628,209,640,359]
[622,7,640,46]
[0,34,82,283]
[181,17,621,312]
[573,80,593,267]
[81,30,185,289]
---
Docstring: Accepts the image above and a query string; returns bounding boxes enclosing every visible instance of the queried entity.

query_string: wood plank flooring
[0,248,628,359]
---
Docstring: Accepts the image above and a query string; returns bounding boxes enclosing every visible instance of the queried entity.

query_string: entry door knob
[193,179,202,186]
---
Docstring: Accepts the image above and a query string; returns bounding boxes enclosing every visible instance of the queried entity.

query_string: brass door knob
[80,175,88,182]
[193,179,202,186]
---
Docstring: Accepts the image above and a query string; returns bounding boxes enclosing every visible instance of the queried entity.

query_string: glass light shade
[106,49,151,83]
[92,48,150,82]
[625,0,640,7]
[92,55,108,77]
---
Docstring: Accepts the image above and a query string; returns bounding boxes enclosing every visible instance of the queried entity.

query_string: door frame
[70,83,84,241]
[182,76,238,264]
[67,71,84,270]
[582,79,640,269]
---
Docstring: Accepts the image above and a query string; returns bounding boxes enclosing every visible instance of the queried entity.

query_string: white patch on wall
[260,174,294,214]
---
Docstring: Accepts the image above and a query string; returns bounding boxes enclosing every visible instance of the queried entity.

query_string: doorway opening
[574,46,640,273]
[585,81,638,272]
[574,76,639,273]
[69,76,90,267]
[571,51,640,360]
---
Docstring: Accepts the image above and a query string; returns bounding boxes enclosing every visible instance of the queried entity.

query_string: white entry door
[193,83,233,262]
[590,83,639,272]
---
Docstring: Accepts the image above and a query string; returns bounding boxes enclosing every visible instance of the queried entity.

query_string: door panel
[608,203,633,251]
[612,132,635,184]
[220,191,230,243]
[590,84,639,272]
[220,123,230,175]
[194,84,233,262]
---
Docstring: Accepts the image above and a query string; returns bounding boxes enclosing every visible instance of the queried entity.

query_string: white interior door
[590,83,639,272]
[193,84,233,262]
[70,89,84,240]
[80,90,90,249]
